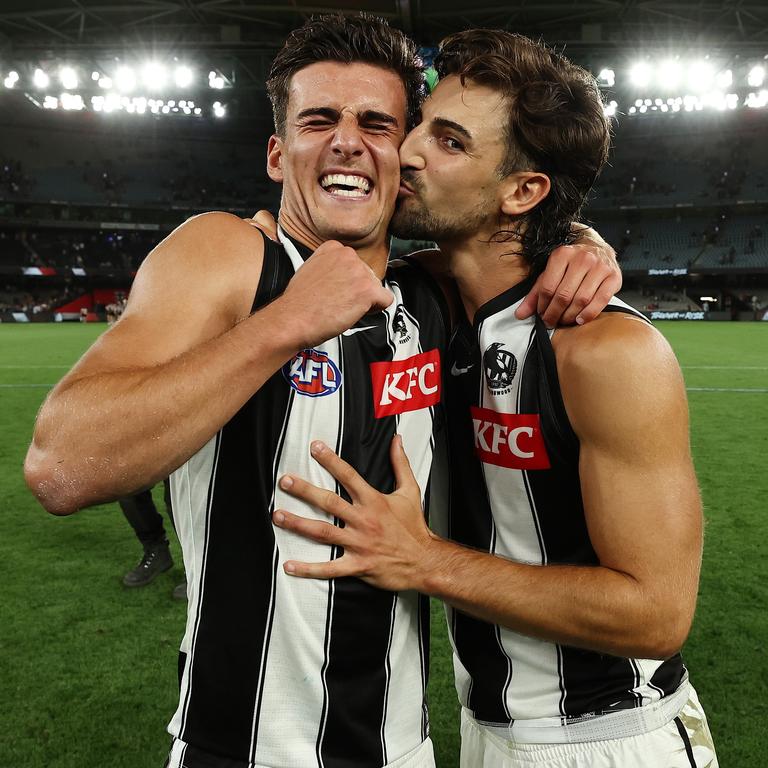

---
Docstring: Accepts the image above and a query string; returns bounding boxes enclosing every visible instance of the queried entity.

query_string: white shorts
[459,689,718,768]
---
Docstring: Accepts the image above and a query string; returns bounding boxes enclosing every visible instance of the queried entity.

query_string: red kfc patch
[370,349,441,418]
[470,407,550,470]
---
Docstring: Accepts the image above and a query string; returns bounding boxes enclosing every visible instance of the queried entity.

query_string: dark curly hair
[435,30,611,275]
[267,13,425,137]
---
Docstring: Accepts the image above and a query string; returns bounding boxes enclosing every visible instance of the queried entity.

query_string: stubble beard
[391,196,491,243]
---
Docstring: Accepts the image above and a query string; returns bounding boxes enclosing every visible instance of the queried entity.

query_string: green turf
[1,321,765,766]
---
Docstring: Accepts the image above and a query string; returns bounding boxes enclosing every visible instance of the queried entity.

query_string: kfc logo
[370,349,441,418]
[470,407,550,469]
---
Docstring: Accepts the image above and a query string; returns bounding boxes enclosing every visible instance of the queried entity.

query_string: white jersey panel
[168,433,220,737]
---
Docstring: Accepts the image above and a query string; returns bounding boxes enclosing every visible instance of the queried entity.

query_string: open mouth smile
[320,173,373,199]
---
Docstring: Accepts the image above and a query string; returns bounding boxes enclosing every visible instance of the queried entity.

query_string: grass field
[1,320,766,767]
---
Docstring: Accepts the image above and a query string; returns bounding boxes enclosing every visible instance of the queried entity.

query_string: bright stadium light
[142,61,167,90]
[43,95,58,109]
[115,66,136,92]
[658,60,682,89]
[4,71,19,88]
[92,71,100,81]
[716,69,733,88]
[213,100,226,118]
[174,65,193,88]
[748,66,765,87]
[630,62,652,87]
[59,66,78,90]
[687,61,714,92]
[603,99,618,117]
[598,68,615,87]
[208,70,226,89]
[60,92,85,110]
[98,75,113,89]
[33,68,50,89]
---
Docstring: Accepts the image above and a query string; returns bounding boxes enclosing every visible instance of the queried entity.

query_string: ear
[499,171,551,217]
[267,134,284,183]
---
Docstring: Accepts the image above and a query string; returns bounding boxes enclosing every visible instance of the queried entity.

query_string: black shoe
[172,580,188,601]
[122,542,173,587]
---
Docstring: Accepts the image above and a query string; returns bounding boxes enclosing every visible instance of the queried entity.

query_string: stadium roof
[1,0,767,53]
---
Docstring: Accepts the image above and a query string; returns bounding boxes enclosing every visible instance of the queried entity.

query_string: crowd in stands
[0,284,80,315]
[0,228,160,270]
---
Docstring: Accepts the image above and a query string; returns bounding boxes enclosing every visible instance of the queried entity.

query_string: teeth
[320,173,371,193]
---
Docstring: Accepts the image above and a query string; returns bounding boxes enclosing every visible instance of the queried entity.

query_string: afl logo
[483,342,517,395]
[283,349,342,397]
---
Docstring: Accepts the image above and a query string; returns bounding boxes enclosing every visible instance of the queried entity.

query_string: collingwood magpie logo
[392,305,411,344]
[483,342,517,395]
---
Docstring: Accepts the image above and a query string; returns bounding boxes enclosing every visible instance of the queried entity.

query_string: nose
[399,126,425,172]
[331,113,364,158]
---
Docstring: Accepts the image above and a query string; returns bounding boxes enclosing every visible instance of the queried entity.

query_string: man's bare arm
[273,315,702,660]
[25,212,393,515]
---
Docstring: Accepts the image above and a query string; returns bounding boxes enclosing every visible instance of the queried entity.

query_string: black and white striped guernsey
[167,231,449,767]
[443,277,687,739]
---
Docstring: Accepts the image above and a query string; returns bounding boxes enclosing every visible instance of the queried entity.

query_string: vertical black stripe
[318,318,398,768]
[179,433,221,733]
[444,321,512,724]
[674,716,698,768]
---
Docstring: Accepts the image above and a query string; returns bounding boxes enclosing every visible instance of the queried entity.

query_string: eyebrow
[431,116,473,142]
[295,107,399,127]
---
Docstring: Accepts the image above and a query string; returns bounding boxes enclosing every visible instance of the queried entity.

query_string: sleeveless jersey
[168,231,449,767]
[443,277,687,738]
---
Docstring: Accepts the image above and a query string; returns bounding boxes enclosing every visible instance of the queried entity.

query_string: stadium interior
[1,0,767,323]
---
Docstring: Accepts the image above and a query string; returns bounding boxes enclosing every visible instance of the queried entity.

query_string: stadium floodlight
[193,107,202,115]
[92,71,100,81]
[175,65,193,88]
[4,71,19,89]
[628,106,637,114]
[213,100,226,118]
[98,75,113,89]
[629,62,652,88]
[748,66,765,88]
[716,69,733,89]
[33,68,50,89]
[115,66,136,93]
[597,68,615,87]
[686,61,714,93]
[603,100,618,117]
[61,92,85,111]
[43,95,58,109]
[142,61,167,90]
[59,66,78,90]
[658,60,682,90]
[208,70,226,89]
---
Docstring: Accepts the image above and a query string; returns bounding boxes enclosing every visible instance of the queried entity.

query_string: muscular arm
[421,317,701,658]
[25,212,392,514]
[275,315,702,660]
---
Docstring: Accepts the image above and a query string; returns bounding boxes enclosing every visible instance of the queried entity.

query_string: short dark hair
[435,30,611,275]
[267,13,425,136]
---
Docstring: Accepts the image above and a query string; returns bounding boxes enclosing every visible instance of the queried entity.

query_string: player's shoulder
[152,211,266,270]
[129,211,267,321]
[554,309,676,386]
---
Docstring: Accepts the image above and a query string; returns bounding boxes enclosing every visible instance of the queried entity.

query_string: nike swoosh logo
[341,325,378,336]
[451,362,474,376]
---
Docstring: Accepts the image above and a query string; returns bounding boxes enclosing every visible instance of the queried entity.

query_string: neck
[436,227,530,324]
[278,211,390,279]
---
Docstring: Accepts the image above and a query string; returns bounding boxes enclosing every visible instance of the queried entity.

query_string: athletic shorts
[165,735,435,768]
[459,689,718,768]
